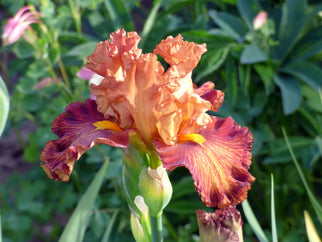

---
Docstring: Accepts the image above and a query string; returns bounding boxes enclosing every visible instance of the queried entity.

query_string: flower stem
[150,212,163,242]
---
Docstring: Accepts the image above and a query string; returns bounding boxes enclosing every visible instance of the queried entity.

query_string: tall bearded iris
[40,29,254,210]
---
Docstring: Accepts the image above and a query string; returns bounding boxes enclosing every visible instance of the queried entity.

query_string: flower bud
[139,165,172,217]
[253,11,268,30]
[196,206,243,242]
[129,196,151,242]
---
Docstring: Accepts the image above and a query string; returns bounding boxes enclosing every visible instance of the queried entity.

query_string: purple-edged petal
[40,99,130,181]
[154,116,255,208]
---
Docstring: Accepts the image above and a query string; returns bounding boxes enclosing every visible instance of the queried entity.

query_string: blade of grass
[0,212,2,242]
[271,174,278,242]
[104,0,134,31]
[59,159,109,242]
[0,75,9,137]
[140,0,164,48]
[101,209,119,242]
[282,128,322,224]
[242,199,269,242]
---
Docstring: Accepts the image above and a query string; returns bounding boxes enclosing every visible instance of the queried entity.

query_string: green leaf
[195,47,230,83]
[277,0,322,60]
[103,0,134,31]
[280,61,322,92]
[182,30,235,49]
[209,10,248,42]
[171,177,195,200]
[238,64,250,94]
[226,57,238,105]
[253,63,274,94]
[66,42,98,58]
[273,74,301,114]
[237,0,262,29]
[101,209,119,242]
[240,44,268,64]
[0,212,2,242]
[59,160,109,242]
[166,200,206,215]
[160,0,195,16]
[0,76,9,137]
[316,137,322,156]
[271,174,278,242]
[242,199,269,242]
[140,0,164,49]
[291,27,322,60]
[282,128,322,225]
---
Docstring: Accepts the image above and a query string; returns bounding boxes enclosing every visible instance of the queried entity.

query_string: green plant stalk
[68,0,82,36]
[57,58,71,91]
[150,212,163,242]
[282,127,322,224]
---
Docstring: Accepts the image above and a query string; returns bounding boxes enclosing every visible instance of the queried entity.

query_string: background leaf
[280,61,322,92]
[103,0,134,31]
[242,199,269,242]
[240,45,268,64]
[0,76,9,137]
[271,174,277,242]
[59,160,109,242]
[237,0,262,29]
[0,212,2,242]
[209,10,248,42]
[273,74,301,114]
[283,128,322,225]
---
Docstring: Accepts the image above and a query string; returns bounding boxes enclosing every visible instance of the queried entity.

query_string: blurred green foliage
[0,0,321,241]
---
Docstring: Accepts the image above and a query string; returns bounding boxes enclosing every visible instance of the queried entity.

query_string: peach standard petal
[154,116,255,208]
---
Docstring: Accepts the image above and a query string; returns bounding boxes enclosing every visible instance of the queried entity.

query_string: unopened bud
[139,165,172,216]
[129,196,151,242]
[253,11,268,30]
[196,206,243,242]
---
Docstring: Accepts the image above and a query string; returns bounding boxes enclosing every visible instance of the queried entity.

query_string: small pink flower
[32,77,62,89]
[253,11,268,30]
[2,6,42,46]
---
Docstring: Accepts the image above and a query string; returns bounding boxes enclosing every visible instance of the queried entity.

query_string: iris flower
[2,6,42,46]
[41,29,254,208]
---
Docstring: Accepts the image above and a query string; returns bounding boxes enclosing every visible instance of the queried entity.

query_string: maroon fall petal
[40,99,130,181]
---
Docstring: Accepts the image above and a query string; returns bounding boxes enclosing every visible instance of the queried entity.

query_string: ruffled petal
[40,99,130,181]
[85,29,141,78]
[154,34,207,80]
[194,82,225,112]
[154,116,255,208]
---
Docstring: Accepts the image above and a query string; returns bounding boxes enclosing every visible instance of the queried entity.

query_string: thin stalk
[57,58,71,90]
[68,0,82,36]
[150,212,163,242]
[14,128,27,149]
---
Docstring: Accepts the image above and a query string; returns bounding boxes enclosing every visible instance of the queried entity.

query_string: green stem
[150,212,163,242]
[58,58,71,90]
